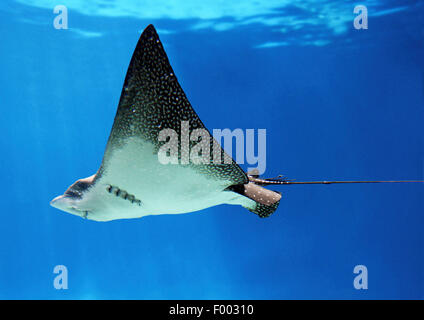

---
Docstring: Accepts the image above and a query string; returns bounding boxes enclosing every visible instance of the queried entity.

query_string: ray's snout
[50,194,85,218]
[50,195,64,208]
[50,194,73,212]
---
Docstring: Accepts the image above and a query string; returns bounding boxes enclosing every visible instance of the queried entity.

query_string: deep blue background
[0,1,422,299]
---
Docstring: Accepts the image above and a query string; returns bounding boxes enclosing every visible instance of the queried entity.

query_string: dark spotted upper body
[97,25,248,187]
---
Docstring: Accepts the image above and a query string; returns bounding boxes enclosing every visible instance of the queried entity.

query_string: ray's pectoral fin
[97,24,248,187]
[227,182,282,218]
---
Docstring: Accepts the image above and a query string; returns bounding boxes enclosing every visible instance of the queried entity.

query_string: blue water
[0,1,423,299]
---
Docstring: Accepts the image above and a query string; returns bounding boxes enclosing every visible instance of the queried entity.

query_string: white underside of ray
[79,137,255,221]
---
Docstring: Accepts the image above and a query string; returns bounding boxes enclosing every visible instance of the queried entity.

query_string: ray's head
[50,175,96,219]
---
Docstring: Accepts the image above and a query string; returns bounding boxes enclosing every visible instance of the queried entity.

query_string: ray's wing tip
[142,24,158,37]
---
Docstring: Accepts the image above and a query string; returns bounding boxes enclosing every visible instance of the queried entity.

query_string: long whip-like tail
[242,175,422,218]
[249,176,424,186]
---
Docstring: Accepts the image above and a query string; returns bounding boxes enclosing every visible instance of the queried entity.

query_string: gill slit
[106,184,142,206]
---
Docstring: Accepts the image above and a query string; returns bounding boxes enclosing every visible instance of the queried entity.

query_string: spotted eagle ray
[50,25,423,221]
